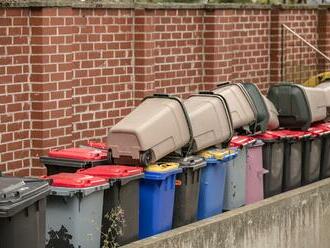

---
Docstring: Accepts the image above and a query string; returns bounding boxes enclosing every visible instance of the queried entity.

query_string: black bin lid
[0,177,50,218]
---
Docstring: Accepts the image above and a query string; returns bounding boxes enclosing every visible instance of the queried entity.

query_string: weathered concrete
[123,178,330,248]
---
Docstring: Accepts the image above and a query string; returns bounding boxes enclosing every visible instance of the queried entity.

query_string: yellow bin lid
[145,162,180,173]
[199,148,234,160]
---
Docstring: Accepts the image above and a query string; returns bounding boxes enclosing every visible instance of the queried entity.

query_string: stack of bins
[0,177,50,248]
[77,165,144,246]
[160,156,206,228]
[316,123,330,179]
[302,126,325,185]
[254,132,285,198]
[197,149,237,220]
[139,163,182,239]
[44,173,109,248]
[40,148,110,175]
[230,136,267,205]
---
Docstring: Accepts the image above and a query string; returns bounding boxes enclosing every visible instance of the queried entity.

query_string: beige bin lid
[108,95,191,164]
[184,93,234,153]
[262,95,279,130]
[316,82,330,110]
[297,85,327,123]
[213,83,256,130]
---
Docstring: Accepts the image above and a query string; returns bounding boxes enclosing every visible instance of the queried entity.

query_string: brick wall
[0,4,330,176]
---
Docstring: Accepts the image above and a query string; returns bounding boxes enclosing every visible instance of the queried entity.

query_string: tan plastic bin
[184,93,234,153]
[213,83,257,130]
[316,82,330,119]
[108,94,192,165]
[263,95,279,130]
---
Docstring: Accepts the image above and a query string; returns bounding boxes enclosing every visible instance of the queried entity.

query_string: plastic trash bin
[316,122,330,179]
[263,95,279,130]
[40,148,110,175]
[268,83,327,130]
[77,165,144,246]
[212,83,257,131]
[268,130,310,192]
[44,173,109,248]
[183,92,234,153]
[139,163,182,239]
[160,156,206,228]
[254,132,285,198]
[108,94,192,165]
[0,177,50,248]
[230,136,267,205]
[197,149,237,219]
[241,82,269,133]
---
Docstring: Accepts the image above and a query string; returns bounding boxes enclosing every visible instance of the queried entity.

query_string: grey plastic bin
[45,173,109,248]
[0,177,50,248]
[108,94,192,165]
[184,92,234,153]
[268,83,327,130]
[263,95,279,130]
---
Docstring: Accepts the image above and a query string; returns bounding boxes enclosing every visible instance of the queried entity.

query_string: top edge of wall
[0,1,329,10]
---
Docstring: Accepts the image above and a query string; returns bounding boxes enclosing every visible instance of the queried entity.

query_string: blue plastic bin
[139,164,182,239]
[197,149,237,220]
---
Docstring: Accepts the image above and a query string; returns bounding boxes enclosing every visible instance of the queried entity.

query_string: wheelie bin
[316,122,330,179]
[197,149,237,219]
[77,165,144,246]
[139,163,182,239]
[0,177,50,248]
[230,136,267,205]
[44,173,109,248]
[40,147,110,175]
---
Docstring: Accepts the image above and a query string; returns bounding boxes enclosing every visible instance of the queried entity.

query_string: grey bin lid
[0,177,50,218]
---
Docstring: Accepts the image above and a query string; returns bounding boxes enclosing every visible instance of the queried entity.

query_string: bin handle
[216,82,231,88]
[257,169,269,178]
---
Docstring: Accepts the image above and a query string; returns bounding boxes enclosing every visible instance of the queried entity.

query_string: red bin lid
[47,173,107,188]
[229,136,255,148]
[268,130,310,139]
[48,148,108,161]
[254,132,281,141]
[77,165,144,179]
[314,122,330,133]
[87,141,108,150]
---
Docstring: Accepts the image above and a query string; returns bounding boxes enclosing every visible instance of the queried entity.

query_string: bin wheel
[140,150,152,165]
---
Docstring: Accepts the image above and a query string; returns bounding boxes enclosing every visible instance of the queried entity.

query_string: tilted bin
[40,148,110,175]
[197,149,237,219]
[108,94,192,165]
[139,163,182,239]
[230,136,267,205]
[77,165,144,246]
[254,132,285,198]
[212,83,257,131]
[317,122,330,179]
[45,173,109,248]
[161,156,206,228]
[183,93,234,153]
[263,95,279,130]
[268,83,327,130]
[241,82,269,133]
[0,177,50,248]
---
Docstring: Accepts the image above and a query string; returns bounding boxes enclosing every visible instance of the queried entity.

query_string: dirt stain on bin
[46,225,74,248]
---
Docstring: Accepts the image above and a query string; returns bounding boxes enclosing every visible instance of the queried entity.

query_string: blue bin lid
[143,168,183,181]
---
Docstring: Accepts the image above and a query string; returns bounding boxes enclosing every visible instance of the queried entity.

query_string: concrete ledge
[123,178,330,248]
[0,0,323,10]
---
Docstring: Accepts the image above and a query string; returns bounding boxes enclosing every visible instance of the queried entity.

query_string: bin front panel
[46,191,104,248]
[139,174,177,239]
[283,142,302,191]
[303,138,322,184]
[263,142,284,198]
[246,144,264,204]
[197,160,227,220]
[223,148,246,210]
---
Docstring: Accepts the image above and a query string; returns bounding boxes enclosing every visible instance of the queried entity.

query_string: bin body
[0,177,49,248]
[77,165,144,246]
[254,132,285,198]
[45,173,108,248]
[197,149,237,219]
[40,148,109,175]
[166,156,206,228]
[139,164,182,239]
[317,123,330,179]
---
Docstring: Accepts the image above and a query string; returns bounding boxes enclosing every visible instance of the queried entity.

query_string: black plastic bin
[254,132,285,198]
[77,165,144,246]
[40,148,110,175]
[0,177,50,248]
[317,123,330,179]
[161,156,206,228]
